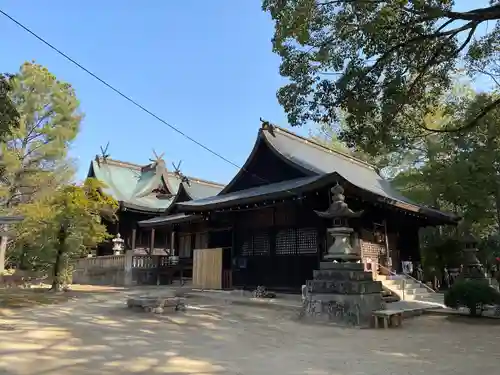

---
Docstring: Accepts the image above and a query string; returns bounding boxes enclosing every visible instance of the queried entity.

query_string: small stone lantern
[314,184,363,262]
[112,233,125,255]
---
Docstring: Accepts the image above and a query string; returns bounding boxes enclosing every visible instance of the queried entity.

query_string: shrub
[444,279,500,316]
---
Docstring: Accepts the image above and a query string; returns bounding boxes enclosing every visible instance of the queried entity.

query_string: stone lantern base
[299,262,384,327]
[324,227,360,262]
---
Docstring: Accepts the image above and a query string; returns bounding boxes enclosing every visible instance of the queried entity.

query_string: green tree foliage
[263,0,500,153]
[444,279,500,316]
[308,114,376,164]
[385,88,500,272]
[0,62,82,271]
[0,74,19,139]
[14,178,118,290]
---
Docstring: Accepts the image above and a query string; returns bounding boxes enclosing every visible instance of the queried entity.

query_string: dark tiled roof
[177,175,325,211]
[138,213,202,227]
[176,125,459,224]
[262,127,411,203]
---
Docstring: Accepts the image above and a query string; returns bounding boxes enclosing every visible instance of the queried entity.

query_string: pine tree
[0,62,82,271]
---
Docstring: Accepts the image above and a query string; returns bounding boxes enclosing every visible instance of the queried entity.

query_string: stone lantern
[112,233,125,255]
[314,184,363,262]
[300,183,383,327]
[460,233,485,280]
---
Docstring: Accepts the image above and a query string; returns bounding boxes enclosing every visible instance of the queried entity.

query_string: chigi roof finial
[150,149,165,163]
[172,160,190,186]
[96,142,110,166]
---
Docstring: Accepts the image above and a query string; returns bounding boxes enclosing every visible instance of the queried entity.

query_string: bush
[444,279,500,316]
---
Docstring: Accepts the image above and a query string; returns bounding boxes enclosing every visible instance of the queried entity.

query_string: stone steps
[376,274,445,306]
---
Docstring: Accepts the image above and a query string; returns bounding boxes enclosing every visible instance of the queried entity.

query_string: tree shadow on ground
[0,288,499,375]
[0,285,124,310]
[0,292,294,375]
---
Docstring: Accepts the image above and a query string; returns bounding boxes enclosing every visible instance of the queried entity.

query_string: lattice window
[240,236,253,256]
[276,228,297,255]
[253,231,270,256]
[297,228,317,254]
[239,231,270,256]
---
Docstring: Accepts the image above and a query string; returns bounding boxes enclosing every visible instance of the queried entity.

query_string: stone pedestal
[299,262,384,327]
[324,227,360,262]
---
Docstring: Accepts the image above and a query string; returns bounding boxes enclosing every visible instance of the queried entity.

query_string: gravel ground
[0,290,498,375]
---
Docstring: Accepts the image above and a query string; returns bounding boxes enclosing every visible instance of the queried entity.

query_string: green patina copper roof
[88,158,178,212]
[88,157,223,213]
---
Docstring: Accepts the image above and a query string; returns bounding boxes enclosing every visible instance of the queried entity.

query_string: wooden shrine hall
[87,153,224,258]
[138,122,460,291]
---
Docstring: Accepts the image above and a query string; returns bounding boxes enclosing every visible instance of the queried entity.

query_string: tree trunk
[494,186,500,234]
[0,234,8,273]
[51,226,67,291]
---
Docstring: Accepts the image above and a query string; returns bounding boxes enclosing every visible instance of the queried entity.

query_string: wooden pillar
[165,230,169,254]
[150,228,155,254]
[171,230,176,256]
[380,220,391,271]
[125,229,136,286]
[131,229,136,251]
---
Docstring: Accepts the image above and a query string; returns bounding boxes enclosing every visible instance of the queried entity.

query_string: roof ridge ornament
[172,160,191,186]
[95,141,110,167]
[260,118,276,136]
[149,149,165,164]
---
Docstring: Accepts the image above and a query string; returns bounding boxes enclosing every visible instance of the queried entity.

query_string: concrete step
[382,279,421,288]
[399,288,431,295]
[384,283,431,294]
[382,284,435,301]
[387,287,429,296]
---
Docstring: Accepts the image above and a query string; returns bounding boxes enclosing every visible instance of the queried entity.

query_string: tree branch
[430,96,500,133]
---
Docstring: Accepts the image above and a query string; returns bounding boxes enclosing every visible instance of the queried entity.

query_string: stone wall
[72,255,129,286]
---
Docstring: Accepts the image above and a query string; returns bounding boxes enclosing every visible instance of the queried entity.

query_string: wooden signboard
[192,248,223,290]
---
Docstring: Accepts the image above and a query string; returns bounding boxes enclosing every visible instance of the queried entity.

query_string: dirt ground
[0,288,499,375]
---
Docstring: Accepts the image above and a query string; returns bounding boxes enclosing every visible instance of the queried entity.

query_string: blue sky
[1,0,295,184]
[0,0,492,184]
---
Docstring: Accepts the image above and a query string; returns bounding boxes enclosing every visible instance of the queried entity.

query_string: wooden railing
[132,255,192,269]
[74,254,191,272]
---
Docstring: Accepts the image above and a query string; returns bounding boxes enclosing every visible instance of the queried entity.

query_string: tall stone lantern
[314,184,363,262]
[460,233,485,280]
[299,183,384,327]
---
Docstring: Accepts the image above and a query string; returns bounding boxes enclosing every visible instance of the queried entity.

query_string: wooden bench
[372,309,403,329]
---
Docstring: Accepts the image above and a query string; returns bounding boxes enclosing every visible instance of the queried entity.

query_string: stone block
[300,261,384,327]
[306,279,382,294]
[299,293,384,327]
[126,296,186,314]
[319,262,364,271]
[313,269,373,281]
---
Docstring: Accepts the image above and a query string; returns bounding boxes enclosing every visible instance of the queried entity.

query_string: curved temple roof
[177,124,460,224]
[88,157,224,213]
